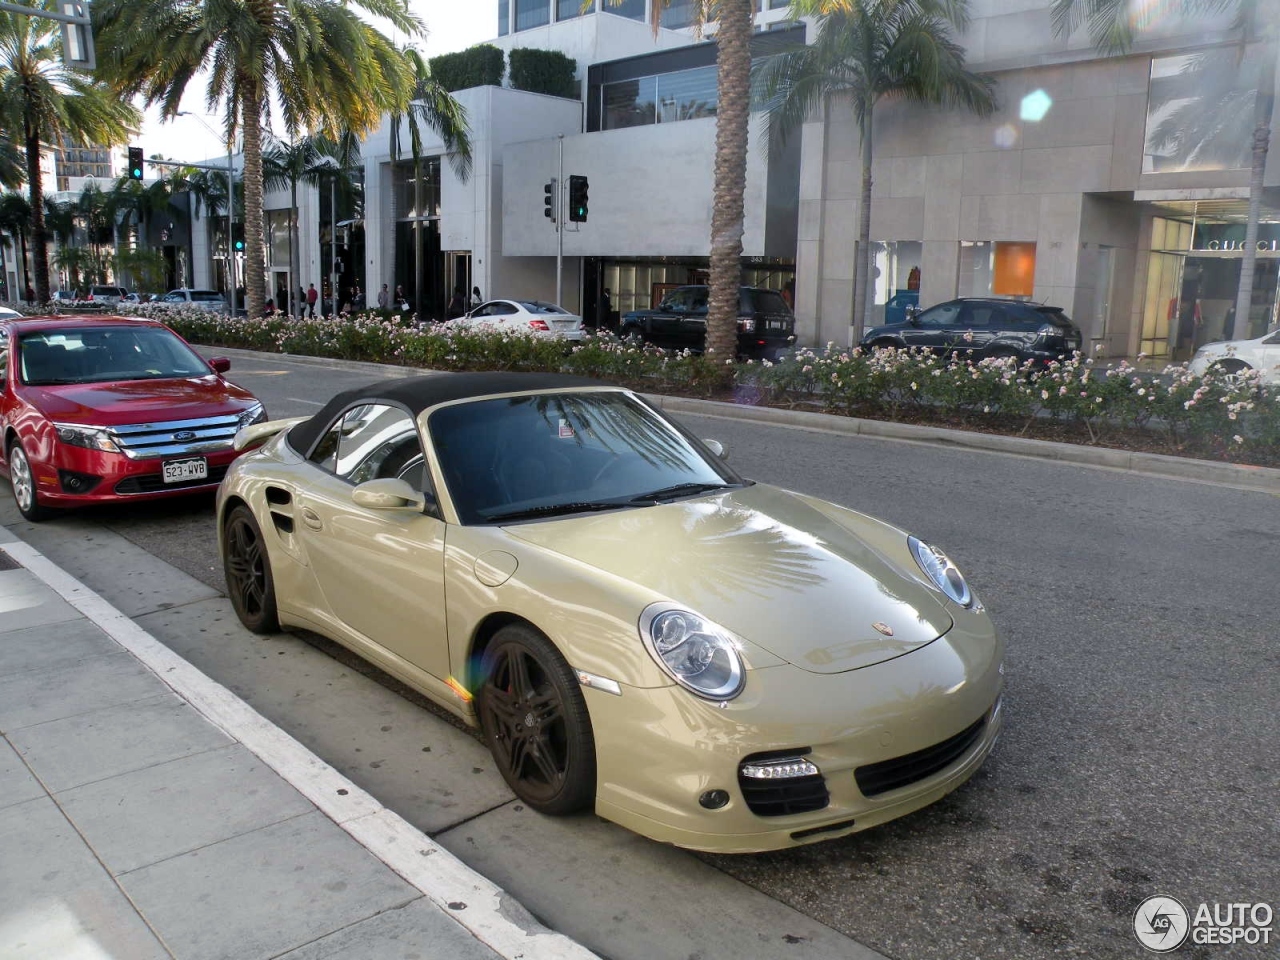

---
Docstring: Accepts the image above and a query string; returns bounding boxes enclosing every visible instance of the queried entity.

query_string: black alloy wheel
[476,624,596,815]
[223,504,279,633]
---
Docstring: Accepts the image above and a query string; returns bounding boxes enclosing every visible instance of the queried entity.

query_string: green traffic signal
[127,146,144,182]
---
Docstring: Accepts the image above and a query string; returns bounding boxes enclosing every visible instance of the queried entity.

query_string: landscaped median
[110,303,1280,469]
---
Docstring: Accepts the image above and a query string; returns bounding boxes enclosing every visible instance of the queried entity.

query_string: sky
[135,0,498,164]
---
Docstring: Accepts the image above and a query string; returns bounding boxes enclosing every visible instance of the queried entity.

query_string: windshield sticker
[558,418,575,439]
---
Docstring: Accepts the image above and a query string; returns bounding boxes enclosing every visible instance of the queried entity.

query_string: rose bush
[88,303,1280,467]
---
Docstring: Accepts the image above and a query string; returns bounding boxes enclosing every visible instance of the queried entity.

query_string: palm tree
[111,173,178,253]
[756,0,995,339]
[595,0,754,367]
[1050,0,1275,341]
[263,135,327,315]
[0,6,139,302]
[0,129,23,189]
[93,0,428,321]
[43,196,78,288]
[0,192,32,297]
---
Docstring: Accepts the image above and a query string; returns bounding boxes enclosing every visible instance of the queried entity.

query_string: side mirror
[703,439,728,460]
[352,478,427,512]
[209,357,231,373]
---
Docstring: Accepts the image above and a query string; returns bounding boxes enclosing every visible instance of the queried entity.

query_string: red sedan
[1,314,264,521]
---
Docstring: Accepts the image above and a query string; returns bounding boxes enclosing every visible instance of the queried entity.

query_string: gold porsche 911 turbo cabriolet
[218,372,1003,853]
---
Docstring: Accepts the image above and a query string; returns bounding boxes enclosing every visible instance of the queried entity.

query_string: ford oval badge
[174,430,197,442]
[872,622,894,637]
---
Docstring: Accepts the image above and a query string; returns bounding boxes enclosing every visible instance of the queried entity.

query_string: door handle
[301,507,323,530]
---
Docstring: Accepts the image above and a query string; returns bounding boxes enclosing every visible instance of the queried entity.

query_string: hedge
[508,48,578,99]
[429,44,505,92]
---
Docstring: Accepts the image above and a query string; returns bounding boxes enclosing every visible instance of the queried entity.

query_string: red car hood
[23,376,257,425]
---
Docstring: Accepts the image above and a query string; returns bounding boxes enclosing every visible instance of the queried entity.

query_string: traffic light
[568,174,589,223]
[232,222,245,252]
[127,146,144,181]
[543,179,556,221]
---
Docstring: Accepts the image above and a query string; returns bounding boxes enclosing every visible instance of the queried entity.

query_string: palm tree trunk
[852,100,874,342]
[23,120,50,303]
[1231,46,1274,341]
[243,95,266,319]
[705,0,753,370]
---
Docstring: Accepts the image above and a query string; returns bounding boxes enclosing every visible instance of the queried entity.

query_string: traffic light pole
[556,135,564,308]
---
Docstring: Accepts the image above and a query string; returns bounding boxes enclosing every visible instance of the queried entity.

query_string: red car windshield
[18,327,212,385]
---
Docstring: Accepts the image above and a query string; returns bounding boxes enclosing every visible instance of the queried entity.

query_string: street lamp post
[178,111,234,318]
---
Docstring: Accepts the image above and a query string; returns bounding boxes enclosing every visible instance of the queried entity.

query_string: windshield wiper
[484,500,640,523]
[628,481,734,503]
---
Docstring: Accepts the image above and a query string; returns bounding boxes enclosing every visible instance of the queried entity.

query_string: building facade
[798,2,1280,360]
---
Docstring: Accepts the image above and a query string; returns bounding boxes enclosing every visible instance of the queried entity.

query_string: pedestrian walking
[394,285,406,310]
[306,283,318,318]
[377,284,390,310]
[24,284,35,306]
[447,287,466,320]
[354,285,364,310]
[470,286,483,310]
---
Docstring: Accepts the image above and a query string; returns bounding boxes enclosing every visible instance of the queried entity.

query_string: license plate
[766,319,790,332]
[162,457,208,484]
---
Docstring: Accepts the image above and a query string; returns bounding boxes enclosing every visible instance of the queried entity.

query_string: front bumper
[24,443,242,507]
[586,618,1003,853]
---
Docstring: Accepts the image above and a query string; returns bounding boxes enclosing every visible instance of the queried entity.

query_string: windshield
[18,327,213,385]
[429,391,742,524]
[190,291,225,303]
[515,301,568,314]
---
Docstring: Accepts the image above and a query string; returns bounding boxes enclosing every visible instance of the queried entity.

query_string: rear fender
[234,416,308,451]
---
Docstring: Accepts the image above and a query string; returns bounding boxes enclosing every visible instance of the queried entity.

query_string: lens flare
[1020,89,1053,123]
[994,124,1019,149]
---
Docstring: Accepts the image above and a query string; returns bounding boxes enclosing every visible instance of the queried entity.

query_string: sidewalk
[0,527,597,960]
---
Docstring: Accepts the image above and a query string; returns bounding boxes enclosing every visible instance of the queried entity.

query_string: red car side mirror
[209,357,231,374]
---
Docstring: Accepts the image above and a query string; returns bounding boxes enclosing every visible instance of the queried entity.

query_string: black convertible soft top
[286,371,604,456]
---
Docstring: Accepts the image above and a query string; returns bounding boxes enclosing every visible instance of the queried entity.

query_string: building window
[498,0,508,35]
[660,0,696,29]
[557,0,592,19]
[394,157,441,220]
[602,64,717,130]
[1143,47,1265,174]
[514,0,549,31]
[958,241,1037,298]
[866,241,923,325]
[601,0,644,21]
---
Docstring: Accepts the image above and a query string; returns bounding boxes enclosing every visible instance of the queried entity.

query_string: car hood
[22,376,257,425]
[503,484,953,673]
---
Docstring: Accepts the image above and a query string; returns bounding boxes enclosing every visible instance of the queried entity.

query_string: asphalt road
[12,352,1278,960]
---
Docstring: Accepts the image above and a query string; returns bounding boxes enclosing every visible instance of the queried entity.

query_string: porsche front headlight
[640,604,744,701]
[909,536,974,608]
[54,422,121,454]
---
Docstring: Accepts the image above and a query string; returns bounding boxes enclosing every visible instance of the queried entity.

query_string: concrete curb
[210,346,1280,495]
[0,535,599,960]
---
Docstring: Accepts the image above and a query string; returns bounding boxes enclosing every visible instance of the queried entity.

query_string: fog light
[58,470,102,493]
[740,758,820,780]
[699,789,730,809]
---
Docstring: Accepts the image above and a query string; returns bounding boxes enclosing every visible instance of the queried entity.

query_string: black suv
[859,297,1083,366]
[620,285,795,359]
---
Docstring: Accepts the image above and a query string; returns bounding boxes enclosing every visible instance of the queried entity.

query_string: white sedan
[1189,329,1280,384]
[448,299,585,341]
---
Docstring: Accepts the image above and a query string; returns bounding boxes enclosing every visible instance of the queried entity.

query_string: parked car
[1188,329,1280,384]
[161,288,228,311]
[619,285,795,360]
[447,299,585,341]
[883,290,919,326]
[859,297,1083,366]
[1,314,265,521]
[0,307,21,320]
[86,285,129,306]
[219,372,1003,854]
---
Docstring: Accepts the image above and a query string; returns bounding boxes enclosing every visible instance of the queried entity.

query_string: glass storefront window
[394,158,441,219]
[656,65,717,123]
[514,0,549,31]
[1143,46,1266,174]
[267,210,290,268]
[866,241,923,326]
[958,241,1036,298]
[498,0,508,35]
[604,76,657,129]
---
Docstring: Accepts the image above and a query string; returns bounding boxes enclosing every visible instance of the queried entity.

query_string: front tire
[7,440,53,522]
[476,623,596,815]
[222,504,279,633]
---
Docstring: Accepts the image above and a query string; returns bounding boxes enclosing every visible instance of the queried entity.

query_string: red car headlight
[54,422,122,454]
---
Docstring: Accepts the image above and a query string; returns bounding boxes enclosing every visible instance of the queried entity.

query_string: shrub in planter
[430,44,505,92]
[508,48,577,99]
